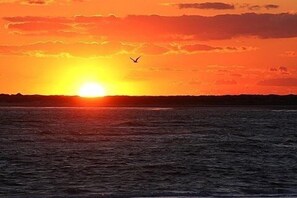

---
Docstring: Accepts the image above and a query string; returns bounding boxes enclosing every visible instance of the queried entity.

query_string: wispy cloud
[265,4,279,10]
[281,51,297,57]
[258,78,297,87]
[0,0,83,5]
[270,66,289,75]
[240,3,279,11]
[0,42,134,58]
[0,42,253,57]
[177,2,235,10]
[169,2,279,11]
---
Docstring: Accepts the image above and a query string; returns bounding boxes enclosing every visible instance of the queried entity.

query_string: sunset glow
[0,0,296,95]
[78,83,106,98]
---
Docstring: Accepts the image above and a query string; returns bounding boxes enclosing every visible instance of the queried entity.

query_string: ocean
[0,107,297,197]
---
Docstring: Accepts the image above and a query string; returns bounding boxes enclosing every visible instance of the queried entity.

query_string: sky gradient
[0,0,297,95]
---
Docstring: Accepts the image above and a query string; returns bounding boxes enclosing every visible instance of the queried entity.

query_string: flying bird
[130,56,141,63]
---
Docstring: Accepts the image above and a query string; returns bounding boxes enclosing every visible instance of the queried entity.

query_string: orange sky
[0,0,297,96]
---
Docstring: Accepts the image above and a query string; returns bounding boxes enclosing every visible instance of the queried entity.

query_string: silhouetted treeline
[0,94,297,107]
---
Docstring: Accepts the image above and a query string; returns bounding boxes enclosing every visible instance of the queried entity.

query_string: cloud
[279,66,288,73]
[179,44,254,53]
[171,2,279,11]
[239,4,279,11]
[7,22,72,32]
[3,16,73,23]
[180,44,221,52]
[22,0,51,5]
[282,51,297,57]
[0,0,83,5]
[3,13,297,41]
[177,2,235,10]
[135,43,252,55]
[264,4,279,10]
[258,78,297,87]
[0,42,253,57]
[0,42,134,58]
[246,5,261,11]
[135,43,170,55]
[270,66,289,74]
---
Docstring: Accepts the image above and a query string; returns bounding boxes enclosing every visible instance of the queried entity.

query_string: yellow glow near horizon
[78,82,106,97]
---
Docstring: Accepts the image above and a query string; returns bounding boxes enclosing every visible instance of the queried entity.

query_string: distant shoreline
[1,94,297,107]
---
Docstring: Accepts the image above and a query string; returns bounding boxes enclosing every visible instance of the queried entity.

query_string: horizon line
[1,93,297,97]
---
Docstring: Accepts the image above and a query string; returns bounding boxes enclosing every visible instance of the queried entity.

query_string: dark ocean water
[0,107,297,197]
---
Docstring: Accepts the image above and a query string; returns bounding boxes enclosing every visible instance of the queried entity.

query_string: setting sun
[78,82,106,98]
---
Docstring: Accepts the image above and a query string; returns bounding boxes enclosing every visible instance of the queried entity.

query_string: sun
[78,82,106,98]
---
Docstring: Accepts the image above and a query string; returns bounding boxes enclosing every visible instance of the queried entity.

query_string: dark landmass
[0,94,297,107]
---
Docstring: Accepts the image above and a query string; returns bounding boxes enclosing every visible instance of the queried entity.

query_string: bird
[130,56,141,63]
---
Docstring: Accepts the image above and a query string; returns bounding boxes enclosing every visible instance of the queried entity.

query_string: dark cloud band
[4,13,297,41]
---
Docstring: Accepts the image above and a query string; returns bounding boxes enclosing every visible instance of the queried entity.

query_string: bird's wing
[136,56,141,61]
[130,57,136,62]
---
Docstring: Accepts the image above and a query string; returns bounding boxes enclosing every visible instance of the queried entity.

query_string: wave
[115,121,150,127]
[272,110,297,112]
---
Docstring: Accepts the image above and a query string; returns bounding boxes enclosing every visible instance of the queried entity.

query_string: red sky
[0,0,297,95]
